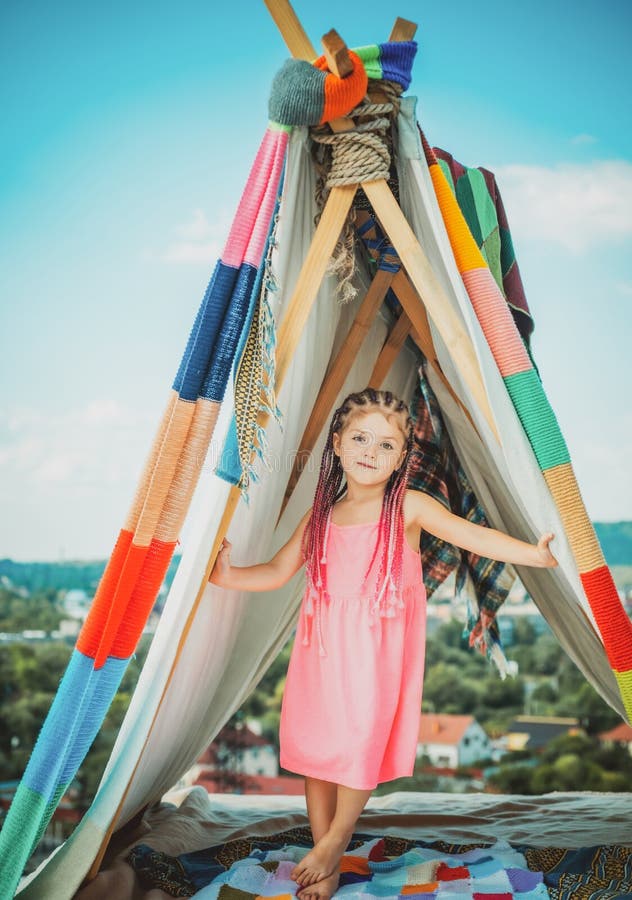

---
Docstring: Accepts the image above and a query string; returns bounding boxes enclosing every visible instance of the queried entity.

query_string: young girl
[209,387,557,900]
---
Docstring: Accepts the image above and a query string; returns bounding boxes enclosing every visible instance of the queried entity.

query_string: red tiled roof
[598,722,632,742]
[418,714,475,746]
[195,773,304,795]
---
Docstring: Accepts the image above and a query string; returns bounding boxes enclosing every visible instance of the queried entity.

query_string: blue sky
[1,0,631,561]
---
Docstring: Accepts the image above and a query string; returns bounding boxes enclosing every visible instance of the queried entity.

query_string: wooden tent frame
[86,0,501,880]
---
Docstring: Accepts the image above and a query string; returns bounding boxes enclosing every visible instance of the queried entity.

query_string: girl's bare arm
[405,490,558,568]
[208,508,312,591]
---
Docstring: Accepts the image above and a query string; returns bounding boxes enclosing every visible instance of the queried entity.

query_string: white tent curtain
[396,96,622,712]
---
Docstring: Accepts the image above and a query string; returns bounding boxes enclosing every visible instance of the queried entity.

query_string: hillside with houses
[175,710,632,799]
[1,535,631,861]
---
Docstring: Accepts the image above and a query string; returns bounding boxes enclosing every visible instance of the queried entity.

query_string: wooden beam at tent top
[368,308,413,387]
[264,1,419,58]
[321,28,354,77]
[389,17,417,41]
[320,30,359,132]
[263,0,316,59]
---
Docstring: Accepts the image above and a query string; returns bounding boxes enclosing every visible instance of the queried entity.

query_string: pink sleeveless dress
[279,517,427,790]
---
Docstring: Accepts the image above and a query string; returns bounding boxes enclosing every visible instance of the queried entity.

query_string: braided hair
[302,387,415,613]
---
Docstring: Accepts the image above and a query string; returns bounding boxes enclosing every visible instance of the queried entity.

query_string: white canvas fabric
[395,97,622,712]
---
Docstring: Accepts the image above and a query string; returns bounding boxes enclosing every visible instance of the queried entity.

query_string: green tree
[480,674,524,710]
[488,765,534,793]
[531,754,605,792]
[531,633,561,675]
[554,682,621,734]
[0,587,63,632]
[434,618,470,651]
[0,692,53,778]
[511,618,537,646]
[422,662,479,714]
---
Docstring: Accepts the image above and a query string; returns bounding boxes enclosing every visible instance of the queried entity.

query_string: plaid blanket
[431,146,534,353]
[409,364,516,675]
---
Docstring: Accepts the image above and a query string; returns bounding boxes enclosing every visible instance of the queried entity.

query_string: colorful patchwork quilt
[127,828,632,899]
[129,834,547,899]
[199,837,547,900]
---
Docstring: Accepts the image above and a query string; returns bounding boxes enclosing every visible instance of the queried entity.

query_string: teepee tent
[4,2,631,896]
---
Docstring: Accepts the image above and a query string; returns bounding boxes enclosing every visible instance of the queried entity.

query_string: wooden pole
[353,211,483,438]
[389,271,480,436]
[389,17,417,41]
[274,185,356,384]
[321,29,354,77]
[262,0,316,58]
[368,309,412,386]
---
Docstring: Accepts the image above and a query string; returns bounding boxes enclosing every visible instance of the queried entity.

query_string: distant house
[63,588,90,619]
[182,722,306,795]
[505,716,581,752]
[417,714,491,768]
[197,722,278,777]
[598,722,632,756]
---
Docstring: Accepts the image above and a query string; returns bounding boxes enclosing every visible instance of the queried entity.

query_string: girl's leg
[304,776,338,843]
[330,783,373,839]
[292,785,372,886]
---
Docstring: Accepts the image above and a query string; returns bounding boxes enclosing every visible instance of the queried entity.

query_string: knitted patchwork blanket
[202,837,547,899]
[128,834,548,899]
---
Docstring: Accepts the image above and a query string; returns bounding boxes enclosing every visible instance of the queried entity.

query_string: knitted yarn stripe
[503,369,571,471]
[0,126,289,897]
[543,465,605,573]
[462,268,532,377]
[424,141,632,716]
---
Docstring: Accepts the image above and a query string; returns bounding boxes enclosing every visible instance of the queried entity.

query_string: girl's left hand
[536,532,558,568]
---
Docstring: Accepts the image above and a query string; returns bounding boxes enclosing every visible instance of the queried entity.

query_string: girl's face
[332,410,406,485]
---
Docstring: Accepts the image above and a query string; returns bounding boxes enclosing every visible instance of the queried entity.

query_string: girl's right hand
[209,537,232,586]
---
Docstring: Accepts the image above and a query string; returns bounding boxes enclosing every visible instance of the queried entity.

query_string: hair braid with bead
[301,388,414,610]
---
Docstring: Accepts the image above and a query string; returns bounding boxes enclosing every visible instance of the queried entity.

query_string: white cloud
[570,133,598,146]
[0,400,165,559]
[574,442,632,522]
[0,401,156,488]
[162,208,231,264]
[615,281,632,297]
[0,435,42,471]
[78,399,139,427]
[494,160,632,253]
[3,400,145,437]
[174,208,215,241]
[31,450,86,485]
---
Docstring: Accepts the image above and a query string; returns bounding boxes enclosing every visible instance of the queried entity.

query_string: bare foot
[296,865,340,900]
[291,831,349,886]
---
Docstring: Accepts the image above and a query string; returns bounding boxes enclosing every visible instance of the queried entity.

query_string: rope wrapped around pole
[310,92,400,301]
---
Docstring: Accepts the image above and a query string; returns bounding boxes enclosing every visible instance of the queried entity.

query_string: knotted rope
[310,81,402,301]
[311,100,393,186]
